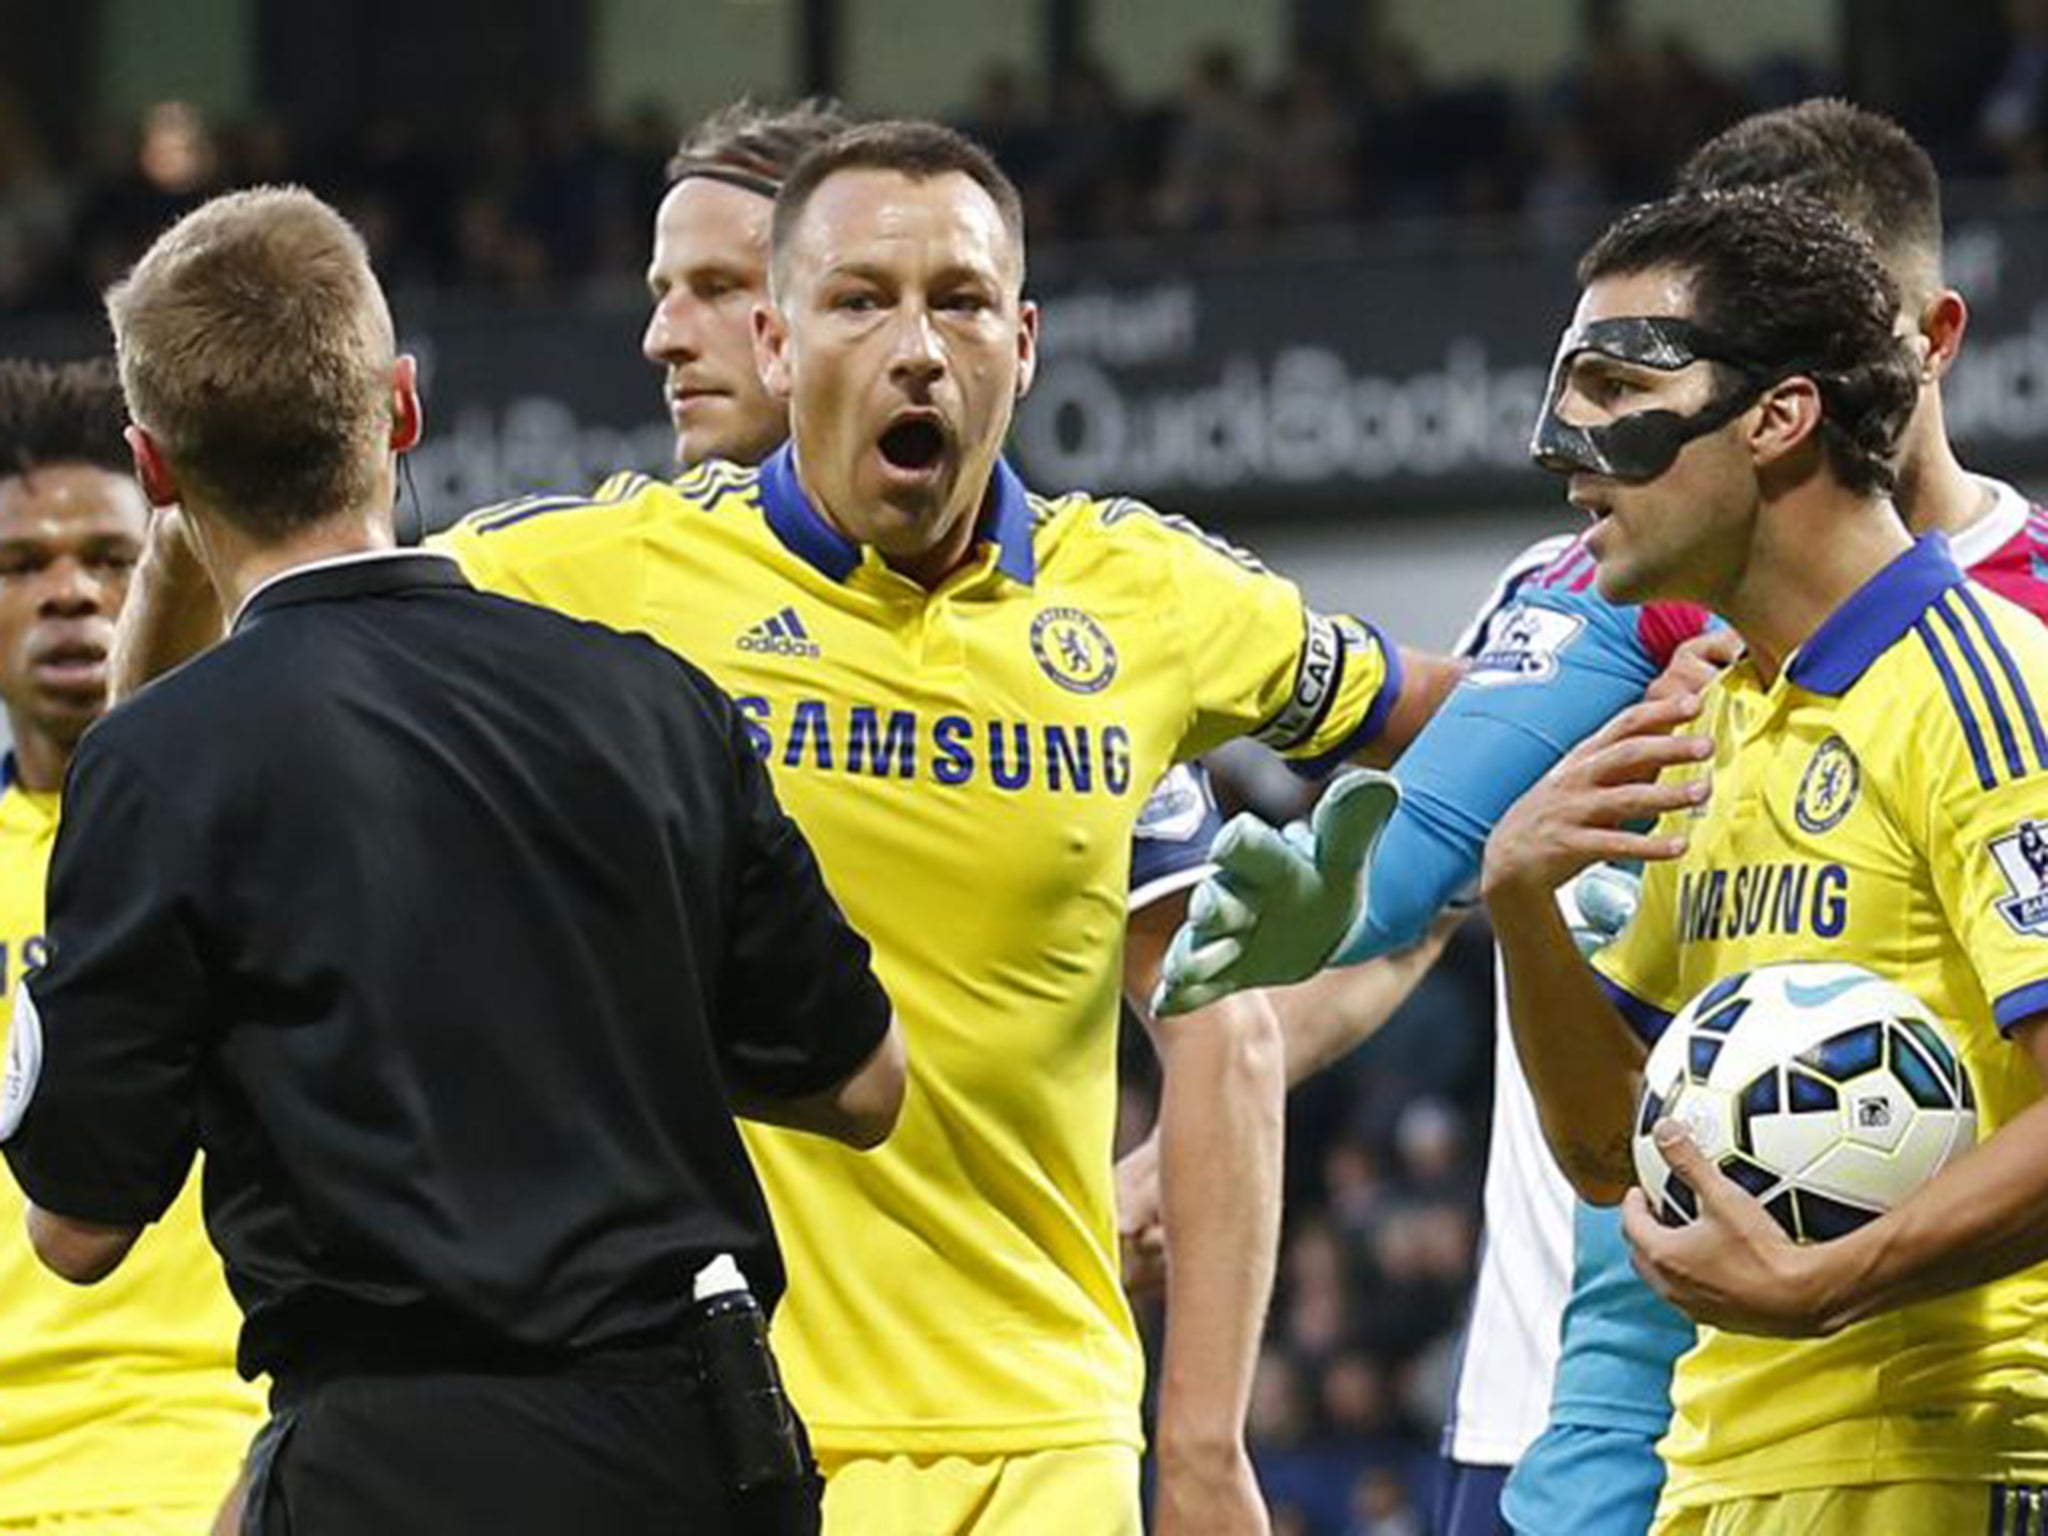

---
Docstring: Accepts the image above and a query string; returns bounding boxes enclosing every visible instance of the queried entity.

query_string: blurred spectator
[136,100,219,196]
[221,113,294,186]
[1283,1217,1354,1359]
[1157,44,1271,231]
[1041,55,1144,238]
[1542,1,1746,208]
[1393,1096,1470,1204]
[0,90,71,309]
[1354,1205,1468,1368]
[1548,0,1668,200]
[1525,118,1607,246]
[1266,55,1363,225]
[957,61,1049,192]
[1982,0,2048,190]
[74,101,226,301]
[1346,1465,1424,1536]
[454,191,551,298]
[341,109,457,289]
[1655,31,1748,152]
[1318,1349,1399,1443]
[1324,1137,1393,1248]
[520,101,614,281]
[1250,1346,1315,1451]
[1396,1327,1462,1439]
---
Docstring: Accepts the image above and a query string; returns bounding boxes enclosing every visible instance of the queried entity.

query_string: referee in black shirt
[0,188,903,1536]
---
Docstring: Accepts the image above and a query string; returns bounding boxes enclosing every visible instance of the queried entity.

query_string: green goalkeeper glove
[1151,768,1400,1017]
[1568,861,1643,956]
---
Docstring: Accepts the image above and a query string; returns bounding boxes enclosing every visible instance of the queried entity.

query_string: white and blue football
[1633,961,1977,1242]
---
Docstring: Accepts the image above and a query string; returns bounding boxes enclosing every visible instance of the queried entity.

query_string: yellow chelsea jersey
[1597,536,2048,1507]
[0,776,261,1522]
[439,448,1395,1454]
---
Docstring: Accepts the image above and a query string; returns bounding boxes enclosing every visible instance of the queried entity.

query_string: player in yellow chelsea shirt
[104,112,1445,1534]
[1485,189,2048,1534]
[441,123,1455,1535]
[0,362,259,1533]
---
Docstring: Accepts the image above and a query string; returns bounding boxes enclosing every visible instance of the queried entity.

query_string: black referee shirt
[3,552,891,1386]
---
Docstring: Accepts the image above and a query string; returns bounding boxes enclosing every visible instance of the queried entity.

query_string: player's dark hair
[1676,99,1943,301]
[667,97,853,190]
[1579,188,1918,497]
[771,120,1026,286]
[0,359,132,481]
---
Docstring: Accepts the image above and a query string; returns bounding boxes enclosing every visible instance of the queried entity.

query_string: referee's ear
[124,424,179,511]
[390,355,424,456]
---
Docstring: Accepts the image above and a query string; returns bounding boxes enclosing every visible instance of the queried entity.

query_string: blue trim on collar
[756,443,1037,586]
[1786,534,1965,697]
[0,753,15,792]
[759,446,861,582]
[983,458,1037,584]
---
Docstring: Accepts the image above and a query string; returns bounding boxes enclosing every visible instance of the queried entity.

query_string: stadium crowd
[13,0,2038,318]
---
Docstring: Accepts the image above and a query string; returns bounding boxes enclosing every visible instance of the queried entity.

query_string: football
[1633,962,1977,1241]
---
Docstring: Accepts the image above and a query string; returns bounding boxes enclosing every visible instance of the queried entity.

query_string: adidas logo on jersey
[737,606,821,658]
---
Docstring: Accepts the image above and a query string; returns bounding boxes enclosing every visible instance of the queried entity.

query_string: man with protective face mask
[1529,317,1801,505]
[1483,187,2048,1536]
[1153,99,2048,1536]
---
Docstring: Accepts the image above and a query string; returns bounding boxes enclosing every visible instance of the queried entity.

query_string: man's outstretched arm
[1349,645,1464,766]
[1122,896,1280,1536]
[1153,588,1738,1017]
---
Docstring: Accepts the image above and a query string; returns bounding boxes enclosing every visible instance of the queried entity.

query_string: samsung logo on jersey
[1677,863,1849,945]
[735,697,1135,796]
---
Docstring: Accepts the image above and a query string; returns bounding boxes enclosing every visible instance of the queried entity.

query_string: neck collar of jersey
[233,549,470,633]
[1785,533,1965,696]
[0,752,59,812]
[1946,475,2030,570]
[758,443,1037,586]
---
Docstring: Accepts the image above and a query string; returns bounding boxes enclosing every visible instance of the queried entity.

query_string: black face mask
[1529,316,1770,483]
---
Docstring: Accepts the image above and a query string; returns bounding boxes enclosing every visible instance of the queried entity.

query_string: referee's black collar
[233,550,471,633]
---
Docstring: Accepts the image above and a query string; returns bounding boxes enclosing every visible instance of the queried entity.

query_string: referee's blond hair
[107,186,395,538]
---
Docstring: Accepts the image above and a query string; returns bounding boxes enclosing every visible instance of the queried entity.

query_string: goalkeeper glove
[1568,861,1642,956]
[1152,768,1400,1016]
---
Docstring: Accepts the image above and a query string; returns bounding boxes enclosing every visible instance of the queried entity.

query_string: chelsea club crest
[1030,608,1118,694]
[1795,735,1860,834]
